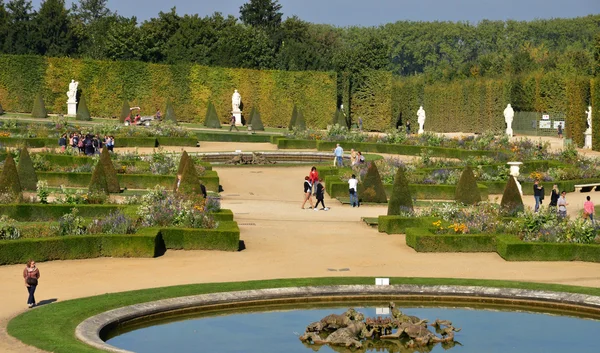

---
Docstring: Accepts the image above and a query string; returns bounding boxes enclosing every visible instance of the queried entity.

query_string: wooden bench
[574,183,600,192]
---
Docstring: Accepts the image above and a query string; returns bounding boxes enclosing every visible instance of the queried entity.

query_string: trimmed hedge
[0,137,197,148]
[277,139,318,149]
[0,204,125,221]
[159,221,240,252]
[195,131,274,142]
[405,227,497,252]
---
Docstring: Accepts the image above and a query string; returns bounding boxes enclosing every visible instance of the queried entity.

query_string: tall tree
[239,0,282,30]
[35,0,73,56]
[70,0,115,58]
[0,1,9,51]
[3,0,36,54]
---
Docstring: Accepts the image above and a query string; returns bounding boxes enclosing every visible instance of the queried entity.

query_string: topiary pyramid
[76,95,91,121]
[100,146,120,193]
[0,102,4,115]
[336,109,347,128]
[331,109,339,125]
[295,109,306,130]
[387,166,413,215]
[500,176,524,215]
[289,105,298,130]
[361,162,388,203]
[204,102,221,129]
[177,158,202,195]
[0,154,23,201]
[250,108,265,131]
[455,166,481,205]
[247,106,256,126]
[177,151,191,175]
[89,159,109,194]
[17,147,37,191]
[31,93,47,118]
[120,99,130,123]
[164,98,177,123]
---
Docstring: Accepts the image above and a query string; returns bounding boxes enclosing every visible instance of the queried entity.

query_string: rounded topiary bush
[204,102,221,129]
[289,105,298,130]
[120,99,130,123]
[165,99,177,123]
[455,166,481,205]
[250,109,264,131]
[31,93,47,118]
[0,154,23,200]
[89,160,109,194]
[501,176,524,215]
[387,166,413,215]
[100,146,120,193]
[76,95,91,121]
[361,162,388,203]
[17,147,37,191]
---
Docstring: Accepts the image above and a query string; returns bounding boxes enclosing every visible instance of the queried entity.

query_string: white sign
[542,114,550,120]
[539,121,551,129]
[553,121,565,129]
[375,278,390,286]
[376,308,390,315]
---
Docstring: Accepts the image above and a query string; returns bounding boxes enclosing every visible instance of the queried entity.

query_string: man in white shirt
[334,144,344,167]
[348,174,358,207]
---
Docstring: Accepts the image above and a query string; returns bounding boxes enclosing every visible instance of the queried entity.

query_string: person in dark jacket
[301,176,314,209]
[314,179,329,211]
[533,180,544,212]
[549,184,560,207]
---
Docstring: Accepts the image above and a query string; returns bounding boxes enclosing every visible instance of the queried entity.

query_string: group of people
[58,133,115,155]
[332,144,365,167]
[534,181,594,223]
[301,167,328,211]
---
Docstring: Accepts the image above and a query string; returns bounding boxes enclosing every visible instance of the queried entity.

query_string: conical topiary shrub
[100,146,120,193]
[360,162,388,203]
[337,109,347,127]
[177,151,191,175]
[17,147,37,191]
[331,109,339,125]
[177,158,202,195]
[89,160,109,194]
[289,105,298,130]
[250,108,264,131]
[0,154,22,200]
[295,109,306,130]
[387,166,413,215]
[204,102,221,129]
[500,176,524,215]
[76,95,91,121]
[247,106,256,126]
[120,99,130,123]
[31,93,47,118]
[455,166,481,205]
[165,99,177,123]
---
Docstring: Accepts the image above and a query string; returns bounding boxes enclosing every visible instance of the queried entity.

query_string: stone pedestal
[584,130,592,149]
[506,127,513,138]
[233,110,242,126]
[67,101,77,116]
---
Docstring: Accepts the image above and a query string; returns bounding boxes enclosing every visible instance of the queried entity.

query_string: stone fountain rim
[75,284,600,353]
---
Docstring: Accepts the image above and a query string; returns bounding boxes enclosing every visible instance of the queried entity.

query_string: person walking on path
[23,260,40,308]
[557,123,563,139]
[549,184,560,207]
[348,174,359,207]
[557,191,568,219]
[229,115,239,132]
[314,178,329,211]
[301,176,314,209]
[533,180,544,212]
[584,196,595,225]
[309,166,319,194]
[334,144,344,168]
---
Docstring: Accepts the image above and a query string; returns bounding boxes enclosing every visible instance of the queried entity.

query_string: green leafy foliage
[75,95,91,121]
[164,98,177,123]
[100,146,120,193]
[31,93,47,118]
[455,166,481,205]
[204,102,221,129]
[500,176,524,215]
[120,99,130,122]
[250,108,264,131]
[88,159,109,194]
[387,166,413,215]
[0,154,22,201]
[361,162,388,203]
[17,147,37,191]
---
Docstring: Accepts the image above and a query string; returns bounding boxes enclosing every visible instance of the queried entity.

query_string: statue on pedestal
[232,89,242,113]
[66,80,78,115]
[585,105,593,149]
[504,104,514,138]
[417,106,426,134]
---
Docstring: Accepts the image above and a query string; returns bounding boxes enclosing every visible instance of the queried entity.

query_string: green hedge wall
[405,227,497,252]
[196,131,275,143]
[0,137,198,148]
[564,76,590,147]
[159,221,240,252]
[592,78,600,151]
[0,55,336,128]
[276,139,318,149]
[0,204,124,221]
[377,216,438,234]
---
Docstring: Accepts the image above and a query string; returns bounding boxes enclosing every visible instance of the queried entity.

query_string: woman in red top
[309,166,319,194]
[23,259,40,308]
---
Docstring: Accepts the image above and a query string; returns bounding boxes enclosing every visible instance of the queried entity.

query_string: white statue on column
[417,106,426,134]
[584,105,592,149]
[66,79,78,116]
[231,89,242,126]
[504,104,514,138]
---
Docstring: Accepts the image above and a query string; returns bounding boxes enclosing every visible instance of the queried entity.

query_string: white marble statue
[417,106,426,134]
[585,105,593,149]
[504,104,514,138]
[67,80,78,103]
[232,89,242,113]
[586,105,592,133]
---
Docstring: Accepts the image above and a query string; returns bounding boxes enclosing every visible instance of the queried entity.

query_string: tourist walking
[315,179,329,211]
[348,174,359,207]
[309,166,319,194]
[334,144,344,167]
[406,120,411,135]
[557,123,563,139]
[584,196,595,225]
[557,191,568,219]
[533,180,544,212]
[23,259,40,308]
[58,134,67,152]
[301,176,314,209]
[229,115,239,132]
[549,184,559,207]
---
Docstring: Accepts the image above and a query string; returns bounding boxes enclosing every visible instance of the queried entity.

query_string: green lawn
[8,277,600,353]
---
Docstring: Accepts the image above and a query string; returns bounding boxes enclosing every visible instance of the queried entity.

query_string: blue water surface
[106,305,600,353]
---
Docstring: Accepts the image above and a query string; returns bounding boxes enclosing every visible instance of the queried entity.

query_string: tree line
[0,0,598,81]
